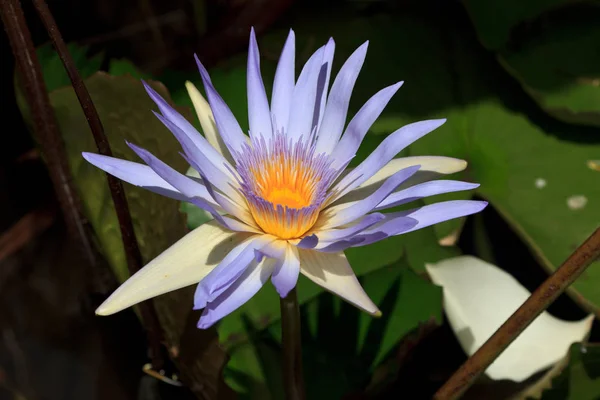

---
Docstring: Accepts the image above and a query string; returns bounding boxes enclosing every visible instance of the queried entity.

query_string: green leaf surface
[498,4,600,127]
[462,0,575,50]
[538,343,600,400]
[35,42,103,91]
[108,59,151,79]
[48,73,189,281]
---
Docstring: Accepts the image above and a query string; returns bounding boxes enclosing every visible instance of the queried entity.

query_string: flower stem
[434,227,600,400]
[280,287,305,400]
[30,0,164,370]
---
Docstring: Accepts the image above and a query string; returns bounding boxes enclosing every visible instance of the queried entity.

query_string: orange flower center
[237,135,337,240]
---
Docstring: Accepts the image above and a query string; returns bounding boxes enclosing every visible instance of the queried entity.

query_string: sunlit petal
[299,249,379,315]
[96,221,249,315]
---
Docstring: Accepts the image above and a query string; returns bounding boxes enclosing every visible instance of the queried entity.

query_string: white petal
[95,221,252,315]
[425,256,594,382]
[328,156,468,208]
[299,249,379,315]
[185,81,235,165]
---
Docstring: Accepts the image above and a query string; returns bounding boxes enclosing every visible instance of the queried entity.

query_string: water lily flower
[84,28,487,328]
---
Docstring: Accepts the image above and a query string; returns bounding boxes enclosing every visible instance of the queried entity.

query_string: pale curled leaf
[426,256,594,382]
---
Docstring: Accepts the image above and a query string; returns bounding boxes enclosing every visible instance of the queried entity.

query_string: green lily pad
[462,0,575,50]
[498,5,600,128]
[108,59,151,79]
[34,42,104,92]
[47,72,189,282]
[538,343,600,400]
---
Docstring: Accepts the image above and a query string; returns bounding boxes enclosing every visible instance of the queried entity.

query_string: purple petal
[154,112,244,205]
[190,164,256,227]
[194,235,274,309]
[297,234,319,249]
[247,28,273,140]
[317,217,419,252]
[271,244,300,298]
[316,213,385,243]
[126,142,254,232]
[287,42,328,141]
[374,181,480,211]
[313,39,336,133]
[143,81,233,174]
[375,200,488,236]
[315,41,368,155]
[82,152,189,202]
[197,258,274,329]
[325,165,420,228]
[316,236,366,253]
[348,219,417,248]
[333,119,446,200]
[195,55,248,155]
[188,196,254,233]
[125,143,218,207]
[330,81,403,168]
[271,30,295,134]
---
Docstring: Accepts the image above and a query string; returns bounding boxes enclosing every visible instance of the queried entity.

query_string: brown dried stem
[0,0,95,263]
[30,0,164,369]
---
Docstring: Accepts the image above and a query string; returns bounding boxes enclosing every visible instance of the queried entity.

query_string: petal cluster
[85,28,487,328]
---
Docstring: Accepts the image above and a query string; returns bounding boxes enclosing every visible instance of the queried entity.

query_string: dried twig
[31,0,165,370]
[0,0,95,264]
[0,205,56,263]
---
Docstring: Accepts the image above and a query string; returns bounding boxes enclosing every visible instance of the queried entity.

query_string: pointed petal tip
[373,310,382,318]
[197,308,220,329]
[141,79,154,93]
[125,140,140,153]
[196,318,213,329]
[95,302,116,316]
[276,286,292,299]
[193,54,207,74]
